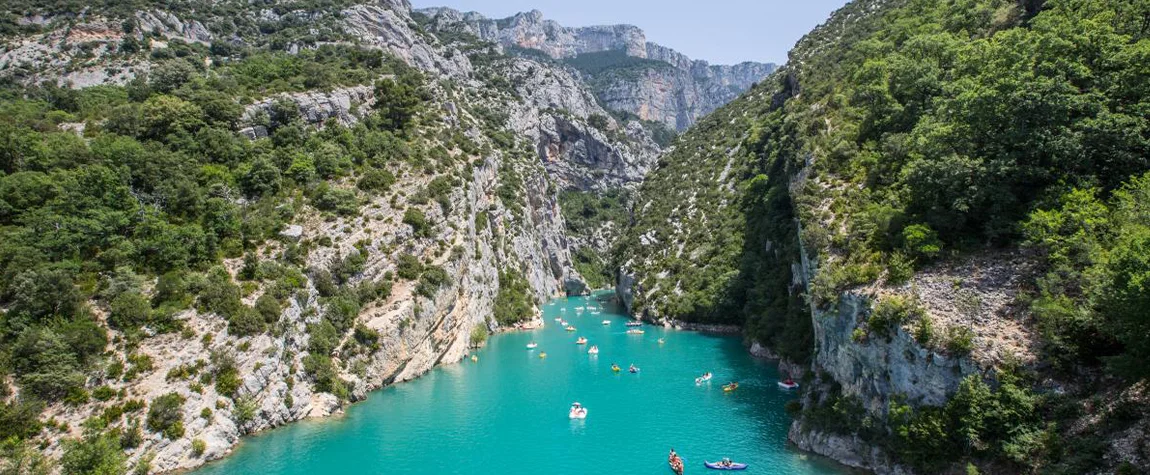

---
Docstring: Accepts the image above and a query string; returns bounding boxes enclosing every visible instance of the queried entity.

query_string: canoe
[703,461,747,470]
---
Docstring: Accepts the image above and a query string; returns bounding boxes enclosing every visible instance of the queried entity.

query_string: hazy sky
[409,0,849,65]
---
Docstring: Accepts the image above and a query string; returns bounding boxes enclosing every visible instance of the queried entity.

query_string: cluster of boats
[669,449,747,473]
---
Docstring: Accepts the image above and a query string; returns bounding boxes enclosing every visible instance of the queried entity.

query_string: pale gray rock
[417,7,777,130]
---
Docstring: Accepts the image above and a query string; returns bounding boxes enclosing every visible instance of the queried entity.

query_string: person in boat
[668,448,677,462]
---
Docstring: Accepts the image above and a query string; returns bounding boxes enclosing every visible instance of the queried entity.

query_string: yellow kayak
[539,352,547,359]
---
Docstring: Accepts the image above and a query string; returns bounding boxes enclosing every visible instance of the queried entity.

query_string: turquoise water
[197,292,846,474]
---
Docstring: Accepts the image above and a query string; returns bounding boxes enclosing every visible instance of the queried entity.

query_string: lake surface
[196,292,847,474]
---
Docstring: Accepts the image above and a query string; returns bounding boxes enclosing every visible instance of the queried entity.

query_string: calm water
[196,292,846,474]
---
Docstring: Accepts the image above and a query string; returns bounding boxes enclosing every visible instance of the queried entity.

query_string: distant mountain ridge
[416,7,777,131]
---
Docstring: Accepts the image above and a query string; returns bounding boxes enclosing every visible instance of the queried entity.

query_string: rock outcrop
[416,7,776,131]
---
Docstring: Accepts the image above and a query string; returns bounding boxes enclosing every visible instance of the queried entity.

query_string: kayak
[539,352,547,358]
[611,365,621,372]
[602,320,611,325]
[627,329,645,334]
[576,337,588,344]
[723,383,738,392]
[625,321,643,327]
[526,343,538,349]
[566,326,577,332]
[704,461,748,470]
[778,380,800,390]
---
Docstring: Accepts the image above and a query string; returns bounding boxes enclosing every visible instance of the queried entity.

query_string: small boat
[625,321,643,327]
[778,379,800,390]
[576,306,585,311]
[722,382,739,392]
[588,345,599,355]
[629,364,640,373]
[566,326,577,332]
[669,456,685,475]
[560,320,568,326]
[539,352,547,358]
[627,329,645,335]
[568,402,588,419]
[704,460,748,470]
[576,337,588,345]
[695,372,713,385]
[526,342,538,349]
[554,317,563,322]
[611,364,621,372]
[471,355,478,362]
[658,338,666,344]
[602,320,611,325]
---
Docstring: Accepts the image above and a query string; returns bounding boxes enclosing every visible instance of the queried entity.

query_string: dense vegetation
[621,0,1150,471]
[558,190,629,289]
[0,27,444,471]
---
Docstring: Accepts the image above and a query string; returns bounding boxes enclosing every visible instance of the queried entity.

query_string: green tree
[60,432,126,475]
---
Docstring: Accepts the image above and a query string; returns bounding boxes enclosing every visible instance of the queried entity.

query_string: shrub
[109,291,151,329]
[945,326,976,355]
[146,392,185,439]
[403,207,431,237]
[416,265,448,298]
[91,385,116,401]
[396,254,423,280]
[356,168,396,192]
[192,438,207,456]
[60,433,127,475]
[868,295,924,339]
[902,223,942,260]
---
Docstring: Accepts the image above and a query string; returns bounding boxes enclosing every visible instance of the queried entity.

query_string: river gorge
[195,293,846,474]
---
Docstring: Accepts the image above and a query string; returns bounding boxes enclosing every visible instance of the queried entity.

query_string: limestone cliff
[415,7,776,131]
[0,0,666,472]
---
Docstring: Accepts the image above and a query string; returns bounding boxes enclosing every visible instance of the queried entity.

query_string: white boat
[626,329,645,335]
[526,343,538,349]
[560,320,568,326]
[554,317,563,322]
[588,345,599,355]
[778,379,800,390]
[625,321,643,327]
[576,306,585,311]
[602,320,611,325]
[569,403,588,419]
[695,372,713,385]
[576,337,588,345]
[566,326,577,332]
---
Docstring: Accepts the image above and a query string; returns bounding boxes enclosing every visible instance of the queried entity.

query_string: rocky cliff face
[416,7,776,131]
[0,0,675,472]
